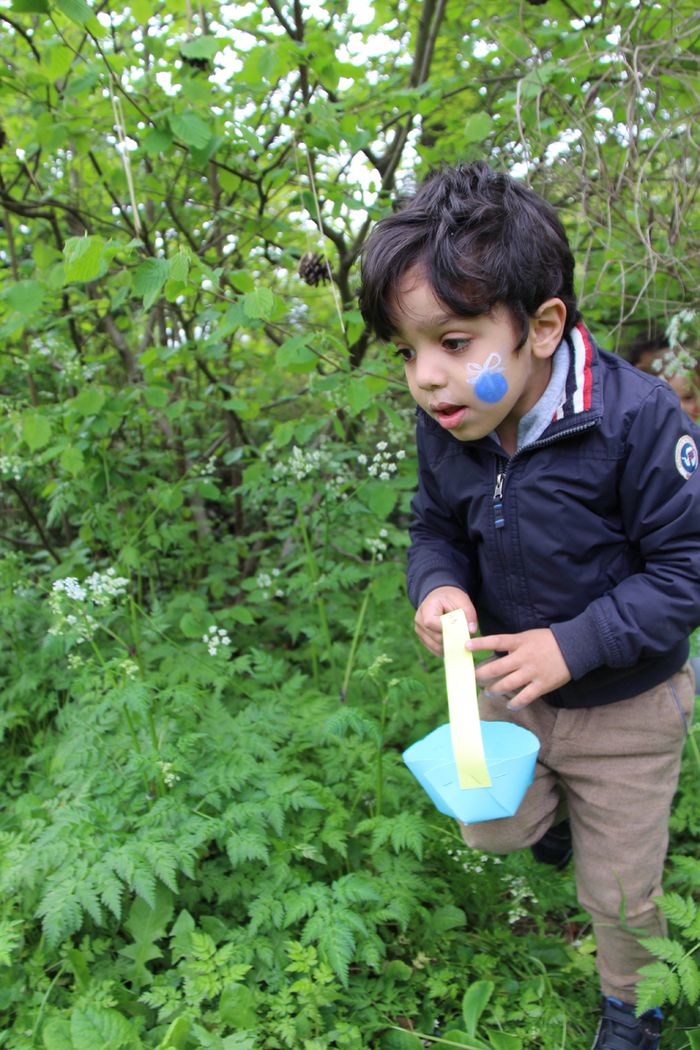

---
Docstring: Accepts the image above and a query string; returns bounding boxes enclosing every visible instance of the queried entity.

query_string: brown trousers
[460,664,696,1002]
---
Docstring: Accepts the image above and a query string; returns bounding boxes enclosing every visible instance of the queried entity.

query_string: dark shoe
[591,997,662,1049]
[530,817,573,870]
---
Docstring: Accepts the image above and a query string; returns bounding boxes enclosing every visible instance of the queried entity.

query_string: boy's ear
[531,298,567,359]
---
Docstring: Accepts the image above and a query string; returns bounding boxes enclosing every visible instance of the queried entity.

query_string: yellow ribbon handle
[441,610,492,789]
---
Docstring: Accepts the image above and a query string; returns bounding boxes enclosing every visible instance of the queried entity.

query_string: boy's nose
[414,348,447,390]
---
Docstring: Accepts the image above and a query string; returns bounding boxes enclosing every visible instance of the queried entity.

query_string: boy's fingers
[466,633,510,653]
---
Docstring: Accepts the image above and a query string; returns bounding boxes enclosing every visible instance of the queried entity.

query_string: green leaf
[59,446,85,476]
[54,0,93,25]
[463,112,493,144]
[365,480,398,518]
[168,112,212,150]
[73,386,106,416]
[179,610,209,638]
[180,36,223,59]
[70,1005,136,1050]
[156,1017,190,1050]
[5,279,45,317]
[11,0,49,11]
[22,411,52,451]
[242,288,274,321]
[143,386,169,408]
[133,258,170,310]
[678,955,700,1004]
[42,1018,74,1050]
[143,127,174,155]
[275,334,317,372]
[219,983,258,1027]
[380,1032,423,1050]
[462,980,494,1037]
[64,236,106,283]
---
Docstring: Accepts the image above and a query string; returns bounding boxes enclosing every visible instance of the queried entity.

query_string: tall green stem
[340,555,375,702]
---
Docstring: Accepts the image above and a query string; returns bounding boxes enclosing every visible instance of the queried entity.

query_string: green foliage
[0,0,698,1047]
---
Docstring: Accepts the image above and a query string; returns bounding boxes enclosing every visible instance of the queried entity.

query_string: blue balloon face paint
[466,352,509,403]
[474,370,509,403]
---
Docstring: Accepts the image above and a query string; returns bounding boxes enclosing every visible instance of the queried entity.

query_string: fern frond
[678,956,700,1005]
[656,892,697,930]
[639,936,686,966]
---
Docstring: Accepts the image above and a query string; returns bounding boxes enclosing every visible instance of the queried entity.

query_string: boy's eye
[393,346,415,362]
[442,337,471,352]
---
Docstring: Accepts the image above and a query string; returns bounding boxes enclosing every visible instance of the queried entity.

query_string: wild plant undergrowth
[0,432,697,1050]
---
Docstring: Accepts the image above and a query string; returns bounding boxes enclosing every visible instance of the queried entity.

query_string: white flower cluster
[119,658,140,679]
[198,455,218,477]
[272,445,324,483]
[83,569,129,606]
[158,760,181,788]
[447,846,503,875]
[202,624,231,656]
[256,568,284,599]
[47,609,98,644]
[358,442,406,481]
[49,568,129,643]
[504,873,539,925]
[0,456,22,482]
[365,529,389,562]
[51,568,128,607]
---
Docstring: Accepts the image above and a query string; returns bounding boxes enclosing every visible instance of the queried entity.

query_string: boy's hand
[467,628,571,709]
[415,586,478,657]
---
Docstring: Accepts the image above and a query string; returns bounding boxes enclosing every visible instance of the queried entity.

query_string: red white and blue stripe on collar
[554,323,594,422]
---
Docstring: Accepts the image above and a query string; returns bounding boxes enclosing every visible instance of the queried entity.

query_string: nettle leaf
[4,279,45,317]
[21,411,52,451]
[70,1004,136,1050]
[168,111,212,150]
[73,386,106,416]
[63,236,107,282]
[41,1018,73,1050]
[242,287,274,321]
[143,127,174,155]
[133,258,170,310]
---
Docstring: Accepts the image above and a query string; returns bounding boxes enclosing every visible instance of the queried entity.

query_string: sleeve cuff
[550,608,611,680]
[408,570,471,610]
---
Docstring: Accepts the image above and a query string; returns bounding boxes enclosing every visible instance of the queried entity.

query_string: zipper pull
[493,471,505,529]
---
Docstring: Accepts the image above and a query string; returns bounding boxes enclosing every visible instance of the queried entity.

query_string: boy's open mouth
[430,402,468,429]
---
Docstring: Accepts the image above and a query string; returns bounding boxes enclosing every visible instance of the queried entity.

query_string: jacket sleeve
[550,385,700,679]
[407,426,480,609]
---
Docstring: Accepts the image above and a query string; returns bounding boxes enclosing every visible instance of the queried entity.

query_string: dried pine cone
[298,252,332,286]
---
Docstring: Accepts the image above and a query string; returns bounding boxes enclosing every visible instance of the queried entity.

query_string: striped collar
[553,322,598,423]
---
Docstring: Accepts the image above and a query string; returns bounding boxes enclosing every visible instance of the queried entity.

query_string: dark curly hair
[358,162,580,348]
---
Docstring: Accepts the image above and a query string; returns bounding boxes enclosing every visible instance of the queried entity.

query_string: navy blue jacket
[407,324,700,708]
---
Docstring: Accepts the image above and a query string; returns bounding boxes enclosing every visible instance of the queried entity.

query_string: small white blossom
[203,624,231,656]
[0,455,23,482]
[158,760,181,787]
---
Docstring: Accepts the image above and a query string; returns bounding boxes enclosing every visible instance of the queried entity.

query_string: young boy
[358,163,699,1050]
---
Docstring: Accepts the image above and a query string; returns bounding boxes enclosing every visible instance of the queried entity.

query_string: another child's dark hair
[359,162,580,346]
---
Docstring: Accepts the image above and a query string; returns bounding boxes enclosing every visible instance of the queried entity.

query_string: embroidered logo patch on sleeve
[675,435,698,479]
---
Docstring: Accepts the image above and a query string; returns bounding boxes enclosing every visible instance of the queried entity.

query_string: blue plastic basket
[403,720,540,823]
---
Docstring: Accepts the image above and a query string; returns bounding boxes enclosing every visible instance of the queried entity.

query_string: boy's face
[389,270,557,450]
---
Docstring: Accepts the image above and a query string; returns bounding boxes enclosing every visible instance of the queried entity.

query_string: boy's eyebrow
[389,311,472,339]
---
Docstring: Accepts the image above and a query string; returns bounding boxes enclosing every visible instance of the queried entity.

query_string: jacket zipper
[490,420,598,529]
[493,469,506,529]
